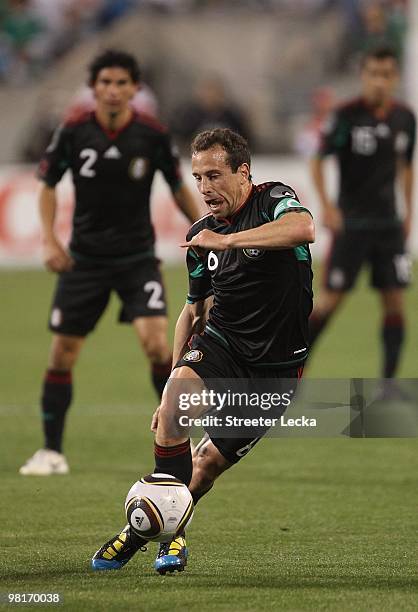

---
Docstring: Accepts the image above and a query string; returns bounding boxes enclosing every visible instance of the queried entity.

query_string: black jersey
[185,182,313,368]
[318,97,416,228]
[38,111,182,262]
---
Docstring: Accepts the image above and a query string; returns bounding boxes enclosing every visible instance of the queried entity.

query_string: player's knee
[49,336,82,369]
[315,291,345,317]
[141,333,170,363]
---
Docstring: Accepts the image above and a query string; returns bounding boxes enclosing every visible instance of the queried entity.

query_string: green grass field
[1,266,417,611]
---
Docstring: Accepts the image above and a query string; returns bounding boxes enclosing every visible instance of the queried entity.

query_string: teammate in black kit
[92,128,314,574]
[19,50,200,476]
[309,47,416,387]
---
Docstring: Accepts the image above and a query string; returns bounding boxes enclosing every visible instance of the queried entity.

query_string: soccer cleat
[91,525,147,571]
[19,449,69,475]
[154,535,188,575]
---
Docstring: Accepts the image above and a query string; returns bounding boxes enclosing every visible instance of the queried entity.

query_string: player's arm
[172,296,213,366]
[310,156,342,232]
[182,212,314,251]
[151,244,212,433]
[172,242,213,363]
[38,122,74,272]
[399,163,414,239]
[157,131,201,223]
[310,108,349,232]
[39,185,73,272]
[172,183,202,224]
[399,112,416,240]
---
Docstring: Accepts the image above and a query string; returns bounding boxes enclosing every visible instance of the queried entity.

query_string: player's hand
[151,405,161,433]
[322,205,343,233]
[180,229,229,251]
[42,238,74,273]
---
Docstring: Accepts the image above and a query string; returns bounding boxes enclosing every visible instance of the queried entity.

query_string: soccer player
[91,128,314,574]
[19,49,200,476]
[309,47,415,387]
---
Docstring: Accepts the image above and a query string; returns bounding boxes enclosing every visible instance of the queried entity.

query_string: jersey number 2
[144,281,165,309]
[80,148,97,177]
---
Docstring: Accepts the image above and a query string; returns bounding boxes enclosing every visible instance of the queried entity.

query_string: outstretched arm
[181,211,315,251]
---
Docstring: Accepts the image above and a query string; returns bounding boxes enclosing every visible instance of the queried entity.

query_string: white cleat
[19,449,69,476]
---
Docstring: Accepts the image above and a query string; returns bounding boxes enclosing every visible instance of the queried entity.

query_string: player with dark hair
[91,127,315,574]
[19,49,200,476]
[309,47,415,389]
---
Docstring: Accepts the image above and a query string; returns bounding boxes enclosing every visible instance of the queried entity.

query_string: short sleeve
[37,123,72,186]
[317,109,350,157]
[260,183,312,222]
[155,131,183,193]
[186,247,213,305]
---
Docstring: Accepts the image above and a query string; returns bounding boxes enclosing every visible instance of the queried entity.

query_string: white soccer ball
[125,473,194,542]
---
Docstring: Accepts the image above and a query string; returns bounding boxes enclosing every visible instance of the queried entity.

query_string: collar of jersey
[360,97,395,121]
[93,110,135,140]
[217,184,255,225]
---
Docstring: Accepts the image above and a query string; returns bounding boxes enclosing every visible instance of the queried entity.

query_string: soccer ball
[125,473,194,542]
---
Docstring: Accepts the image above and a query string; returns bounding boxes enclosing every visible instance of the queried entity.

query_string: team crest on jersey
[129,157,148,179]
[243,248,265,260]
[183,349,203,362]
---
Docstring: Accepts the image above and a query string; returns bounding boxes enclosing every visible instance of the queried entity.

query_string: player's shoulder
[131,112,169,135]
[64,109,93,130]
[255,181,298,202]
[333,96,363,118]
[186,213,216,240]
[392,99,416,121]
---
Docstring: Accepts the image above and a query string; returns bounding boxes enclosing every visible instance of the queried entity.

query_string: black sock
[41,369,72,453]
[154,440,192,486]
[309,311,330,348]
[382,314,404,378]
[151,358,172,399]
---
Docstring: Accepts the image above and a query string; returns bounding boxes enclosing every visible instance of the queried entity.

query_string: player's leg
[154,437,231,575]
[20,266,110,475]
[189,434,231,503]
[116,259,171,398]
[379,288,406,378]
[20,334,84,476]
[309,228,366,351]
[371,228,411,381]
[309,289,345,347]
[154,364,206,486]
[132,315,172,398]
[43,334,84,451]
[92,364,206,572]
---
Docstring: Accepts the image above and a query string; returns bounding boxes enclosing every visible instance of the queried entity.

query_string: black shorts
[48,257,167,336]
[174,333,302,464]
[324,226,411,291]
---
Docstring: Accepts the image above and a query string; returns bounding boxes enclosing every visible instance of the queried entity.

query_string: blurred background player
[170,74,251,154]
[309,46,416,391]
[19,49,200,476]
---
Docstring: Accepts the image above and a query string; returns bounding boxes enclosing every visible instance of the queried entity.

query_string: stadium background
[1,2,417,610]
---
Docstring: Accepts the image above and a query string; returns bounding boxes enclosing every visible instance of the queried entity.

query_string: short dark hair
[191,128,251,174]
[88,49,141,86]
[362,46,399,66]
